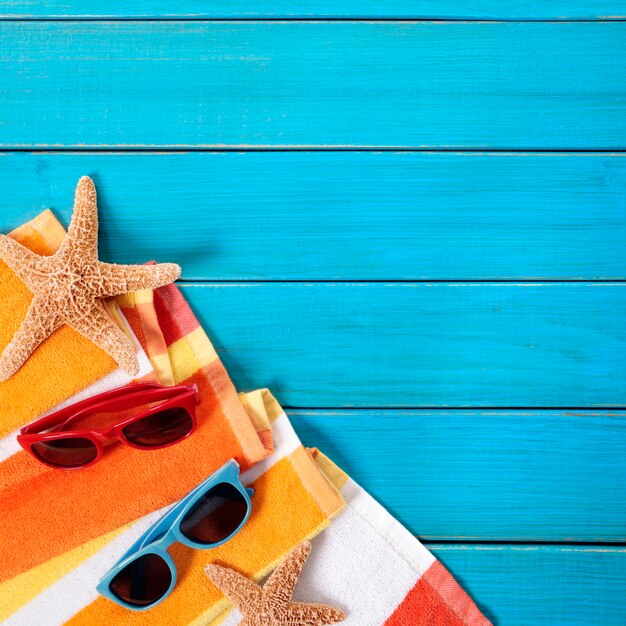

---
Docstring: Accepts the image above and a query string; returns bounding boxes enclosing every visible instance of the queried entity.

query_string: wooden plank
[1,1,624,20]
[2,152,626,280]
[1,22,625,148]
[429,544,626,625]
[180,282,626,407]
[290,409,626,541]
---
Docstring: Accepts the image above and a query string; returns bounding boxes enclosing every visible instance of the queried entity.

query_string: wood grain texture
[180,282,626,407]
[1,1,624,20]
[2,12,624,623]
[430,544,626,626]
[290,409,626,541]
[1,22,625,148]
[1,152,625,280]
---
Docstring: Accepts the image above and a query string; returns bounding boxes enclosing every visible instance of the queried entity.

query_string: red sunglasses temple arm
[57,386,198,431]
[19,383,161,434]
[20,384,197,434]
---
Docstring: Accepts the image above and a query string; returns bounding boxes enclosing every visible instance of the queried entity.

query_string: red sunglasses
[18,383,200,469]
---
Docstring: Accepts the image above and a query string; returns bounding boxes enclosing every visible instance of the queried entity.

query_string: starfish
[0,176,181,381]
[205,541,346,626]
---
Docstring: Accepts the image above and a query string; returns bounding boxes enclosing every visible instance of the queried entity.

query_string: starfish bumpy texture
[0,176,181,381]
[205,541,346,626]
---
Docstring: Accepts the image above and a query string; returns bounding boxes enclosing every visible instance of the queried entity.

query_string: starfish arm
[58,176,99,261]
[205,564,262,614]
[94,262,181,297]
[66,302,139,377]
[285,602,346,625]
[0,234,48,289]
[264,541,313,604]
[0,294,63,381]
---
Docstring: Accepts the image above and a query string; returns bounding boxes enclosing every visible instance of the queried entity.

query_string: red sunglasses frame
[17,383,200,469]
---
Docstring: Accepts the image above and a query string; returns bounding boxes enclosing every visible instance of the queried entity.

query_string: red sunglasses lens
[109,553,172,607]
[180,482,249,545]
[121,407,193,448]
[31,437,98,468]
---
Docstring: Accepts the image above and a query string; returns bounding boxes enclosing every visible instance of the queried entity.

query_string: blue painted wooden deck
[0,5,624,624]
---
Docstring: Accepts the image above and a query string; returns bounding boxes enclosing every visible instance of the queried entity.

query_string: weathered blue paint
[1,9,625,623]
[430,545,626,626]
[1,1,625,20]
[180,282,626,408]
[289,409,626,541]
[0,22,625,148]
[1,152,625,280]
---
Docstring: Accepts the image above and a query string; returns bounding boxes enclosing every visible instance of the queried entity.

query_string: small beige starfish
[0,176,181,381]
[206,541,346,626]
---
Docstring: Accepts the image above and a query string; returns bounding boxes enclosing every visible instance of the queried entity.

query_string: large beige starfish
[205,541,346,626]
[0,176,181,381]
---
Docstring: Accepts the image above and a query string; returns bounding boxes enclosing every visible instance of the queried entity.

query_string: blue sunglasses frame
[97,459,253,611]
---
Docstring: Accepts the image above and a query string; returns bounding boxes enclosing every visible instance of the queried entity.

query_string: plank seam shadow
[0,18,625,23]
[2,149,626,155]
[3,147,626,153]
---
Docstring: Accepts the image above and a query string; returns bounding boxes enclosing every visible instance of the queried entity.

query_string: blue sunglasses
[97,459,253,610]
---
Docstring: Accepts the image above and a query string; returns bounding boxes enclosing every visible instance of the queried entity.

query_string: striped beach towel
[4,389,490,625]
[0,211,489,625]
[0,211,274,615]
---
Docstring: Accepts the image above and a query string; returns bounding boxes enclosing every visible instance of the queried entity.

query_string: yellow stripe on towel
[0,525,127,621]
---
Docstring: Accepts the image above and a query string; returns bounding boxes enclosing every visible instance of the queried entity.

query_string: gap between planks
[3,147,626,153]
[0,18,624,23]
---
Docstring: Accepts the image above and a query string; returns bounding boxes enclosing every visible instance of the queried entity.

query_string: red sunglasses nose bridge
[96,426,119,443]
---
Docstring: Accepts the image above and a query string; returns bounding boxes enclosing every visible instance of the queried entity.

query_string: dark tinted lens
[109,553,172,607]
[180,483,248,545]
[31,437,98,468]
[122,407,193,448]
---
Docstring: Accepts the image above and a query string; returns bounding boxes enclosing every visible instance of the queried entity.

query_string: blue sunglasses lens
[109,553,172,607]
[180,482,248,545]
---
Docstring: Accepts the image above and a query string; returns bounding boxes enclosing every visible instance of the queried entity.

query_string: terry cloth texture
[1,392,489,626]
[0,212,274,607]
[3,392,344,626]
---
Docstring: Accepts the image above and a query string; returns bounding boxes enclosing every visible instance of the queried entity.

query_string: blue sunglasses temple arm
[246,487,254,497]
